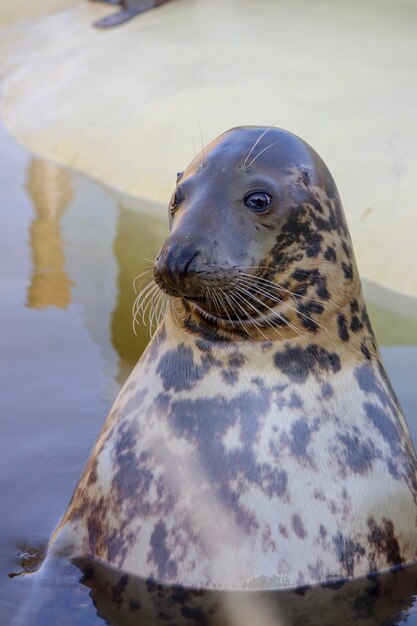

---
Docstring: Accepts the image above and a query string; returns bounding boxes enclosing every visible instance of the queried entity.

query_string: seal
[90,0,173,28]
[50,126,417,592]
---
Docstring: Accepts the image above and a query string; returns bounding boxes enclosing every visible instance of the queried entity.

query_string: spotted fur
[50,128,417,597]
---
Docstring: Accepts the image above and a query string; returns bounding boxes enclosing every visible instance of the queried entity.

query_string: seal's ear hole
[244,192,272,213]
[176,171,184,183]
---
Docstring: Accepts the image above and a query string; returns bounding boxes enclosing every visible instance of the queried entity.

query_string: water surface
[0,121,416,624]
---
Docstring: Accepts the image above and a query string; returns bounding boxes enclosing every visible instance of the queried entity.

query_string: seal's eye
[244,192,272,212]
[170,187,183,214]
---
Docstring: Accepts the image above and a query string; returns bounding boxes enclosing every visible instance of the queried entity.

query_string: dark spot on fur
[350,299,359,313]
[321,382,333,398]
[157,345,214,392]
[333,532,365,577]
[350,315,363,333]
[324,246,337,262]
[229,353,245,368]
[341,262,353,280]
[259,466,288,498]
[337,314,349,341]
[288,391,303,408]
[342,240,351,259]
[148,521,178,581]
[355,364,398,416]
[155,392,171,411]
[290,419,312,458]
[360,342,372,361]
[168,391,276,532]
[195,339,212,353]
[367,517,404,566]
[364,403,400,452]
[338,433,377,474]
[274,344,341,383]
[292,514,307,539]
[306,232,323,258]
[279,524,288,538]
[221,369,239,385]
[183,316,234,342]
[378,361,402,413]
[314,488,326,501]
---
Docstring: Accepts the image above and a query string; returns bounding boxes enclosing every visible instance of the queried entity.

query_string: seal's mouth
[184,284,287,330]
[152,266,298,334]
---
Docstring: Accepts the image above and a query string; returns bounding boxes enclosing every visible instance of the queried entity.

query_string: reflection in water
[73,556,417,626]
[26,159,74,309]
[11,554,417,626]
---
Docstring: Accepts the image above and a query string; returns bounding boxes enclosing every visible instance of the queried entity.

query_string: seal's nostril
[184,251,200,278]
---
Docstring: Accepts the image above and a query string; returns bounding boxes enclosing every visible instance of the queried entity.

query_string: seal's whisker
[242,123,278,166]
[229,291,271,341]
[221,291,251,336]
[149,288,163,335]
[218,288,238,327]
[197,122,206,167]
[138,284,160,324]
[238,269,335,306]
[133,268,154,293]
[155,291,168,329]
[237,271,328,305]
[247,142,278,168]
[224,291,252,330]
[236,276,325,329]
[133,281,159,329]
[236,276,326,331]
[235,276,293,308]
[133,277,158,309]
[203,285,222,320]
[133,289,156,327]
[157,294,168,327]
[232,287,286,338]
[234,282,300,337]
[209,287,226,319]
[153,290,166,335]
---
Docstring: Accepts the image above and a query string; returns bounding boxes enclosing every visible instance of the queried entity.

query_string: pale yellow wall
[0,0,80,27]
[1,0,416,297]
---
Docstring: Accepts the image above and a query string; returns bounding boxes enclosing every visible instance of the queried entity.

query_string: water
[0,119,416,624]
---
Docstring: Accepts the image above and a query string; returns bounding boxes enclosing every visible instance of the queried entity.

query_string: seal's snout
[154,240,202,296]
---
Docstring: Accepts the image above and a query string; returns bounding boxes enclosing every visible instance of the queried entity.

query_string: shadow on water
[1,124,417,624]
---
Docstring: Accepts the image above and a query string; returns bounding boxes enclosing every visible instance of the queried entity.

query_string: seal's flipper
[93,8,142,28]
[89,0,120,5]
[92,0,166,28]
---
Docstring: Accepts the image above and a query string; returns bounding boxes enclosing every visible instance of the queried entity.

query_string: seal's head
[154,126,358,339]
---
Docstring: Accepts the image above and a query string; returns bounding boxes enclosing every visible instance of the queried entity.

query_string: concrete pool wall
[1,0,417,298]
